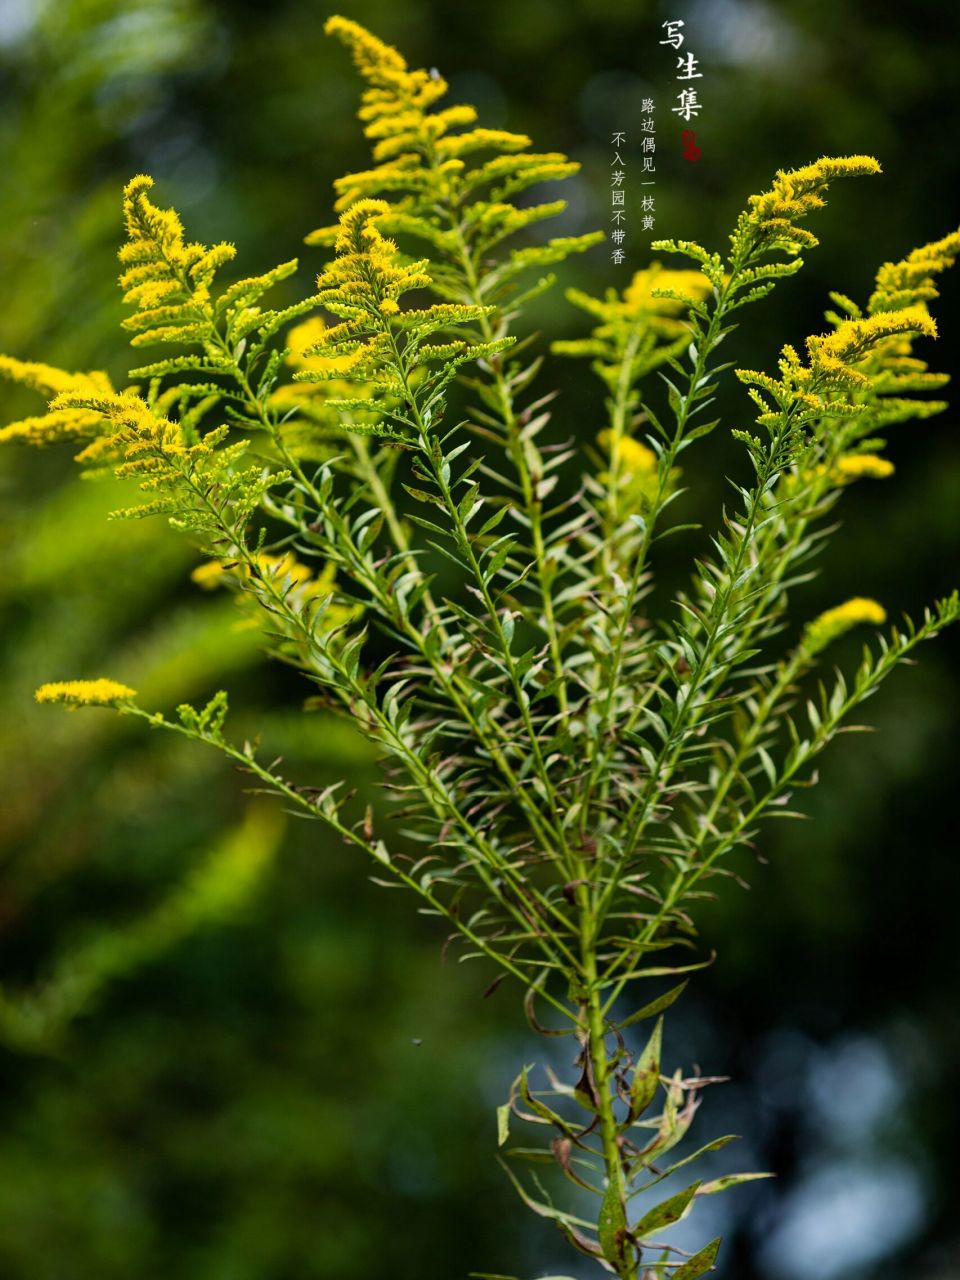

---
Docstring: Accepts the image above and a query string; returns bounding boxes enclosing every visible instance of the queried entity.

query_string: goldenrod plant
[2,15,958,1278]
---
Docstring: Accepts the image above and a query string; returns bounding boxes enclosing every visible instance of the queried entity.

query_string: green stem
[581,903,635,1280]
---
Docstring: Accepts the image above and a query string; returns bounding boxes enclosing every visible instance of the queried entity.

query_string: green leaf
[495,1157,597,1231]
[630,1015,663,1118]
[477,504,510,537]
[698,1171,774,1195]
[620,981,689,1028]
[671,1237,722,1279]
[632,1180,700,1239]
[496,1103,510,1147]
[597,1180,628,1268]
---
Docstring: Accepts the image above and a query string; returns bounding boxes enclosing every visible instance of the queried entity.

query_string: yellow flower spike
[283,318,368,379]
[869,227,960,314]
[834,454,895,482]
[284,317,329,368]
[435,128,532,160]
[432,105,479,132]
[0,355,88,398]
[799,454,896,489]
[273,313,391,439]
[562,263,712,338]
[297,197,505,418]
[334,197,393,256]
[117,174,247,357]
[0,356,114,448]
[324,15,415,89]
[802,597,887,654]
[805,305,938,390]
[35,679,137,707]
[748,156,882,223]
[120,174,187,265]
[727,156,881,266]
[321,15,601,297]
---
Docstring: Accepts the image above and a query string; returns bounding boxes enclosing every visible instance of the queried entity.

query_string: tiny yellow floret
[35,679,137,707]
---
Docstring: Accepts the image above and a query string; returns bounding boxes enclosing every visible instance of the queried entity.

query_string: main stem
[580,894,636,1280]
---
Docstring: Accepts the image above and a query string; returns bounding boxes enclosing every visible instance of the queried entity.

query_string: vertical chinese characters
[611,130,628,263]
[640,101,656,232]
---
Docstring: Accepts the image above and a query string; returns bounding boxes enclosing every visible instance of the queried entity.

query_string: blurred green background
[1,1,958,1277]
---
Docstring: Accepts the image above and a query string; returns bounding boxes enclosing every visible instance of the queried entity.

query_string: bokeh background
[1,1,958,1277]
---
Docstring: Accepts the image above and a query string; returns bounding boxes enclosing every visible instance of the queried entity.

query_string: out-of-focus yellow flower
[35,679,137,707]
[832,454,895,481]
[796,453,896,489]
[802,597,886,654]
[598,429,657,476]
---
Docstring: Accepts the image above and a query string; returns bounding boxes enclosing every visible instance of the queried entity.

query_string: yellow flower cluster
[0,356,113,448]
[802,597,887,654]
[623,267,714,320]
[651,157,883,307]
[190,560,230,590]
[310,17,601,286]
[321,15,546,216]
[869,227,960,315]
[805,305,937,390]
[786,452,895,498]
[323,197,434,329]
[49,389,185,472]
[738,303,940,431]
[558,264,712,344]
[296,200,510,409]
[732,156,882,261]
[749,156,881,221]
[284,319,355,377]
[117,174,304,386]
[840,230,959,430]
[119,175,236,350]
[41,385,263,529]
[35,679,137,707]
